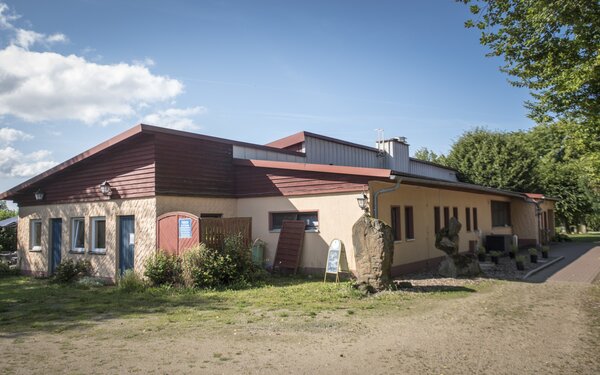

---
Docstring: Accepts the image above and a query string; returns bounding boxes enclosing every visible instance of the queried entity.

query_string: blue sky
[0,0,534,198]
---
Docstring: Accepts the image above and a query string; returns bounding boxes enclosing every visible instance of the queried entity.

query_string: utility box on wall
[157,212,200,256]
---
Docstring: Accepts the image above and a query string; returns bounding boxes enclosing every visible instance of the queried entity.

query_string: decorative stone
[435,217,481,277]
[352,214,394,292]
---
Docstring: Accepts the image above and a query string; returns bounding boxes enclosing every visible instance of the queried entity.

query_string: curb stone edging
[522,256,565,280]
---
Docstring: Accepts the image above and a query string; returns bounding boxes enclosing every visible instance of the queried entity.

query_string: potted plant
[490,251,501,265]
[528,248,538,263]
[477,245,487,262]
[515,255,526,271]
[509,244,518,259]
[541,245,550,259]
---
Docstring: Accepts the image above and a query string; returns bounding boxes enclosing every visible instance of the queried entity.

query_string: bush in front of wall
[509,244,518,259]
[515,255,526,271]
[118,270,147,292]
[182,234,264,289]
[0,261,19,277]
[490,251,501,264]
[144,250,182,286]
[528,248,538,263]
[541,245,550,258]
[54,259,92,283]
[477,245,487,262]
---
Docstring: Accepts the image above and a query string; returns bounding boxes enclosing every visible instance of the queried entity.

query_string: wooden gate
[200,217,252,250]
[156,212,200,256]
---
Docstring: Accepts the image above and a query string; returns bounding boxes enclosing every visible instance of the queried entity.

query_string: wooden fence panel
[200,217,252,250]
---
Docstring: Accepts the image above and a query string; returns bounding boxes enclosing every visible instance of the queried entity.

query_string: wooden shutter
[273,220,306,273]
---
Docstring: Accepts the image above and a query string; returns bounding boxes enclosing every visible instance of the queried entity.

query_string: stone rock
[435,217,462,256]
[438,254,482,277]
[352,214,394,292]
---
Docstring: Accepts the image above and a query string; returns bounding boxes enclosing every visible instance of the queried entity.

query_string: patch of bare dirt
[1,280,599,374]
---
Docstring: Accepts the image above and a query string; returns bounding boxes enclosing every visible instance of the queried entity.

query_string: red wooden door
[157,212,199,256]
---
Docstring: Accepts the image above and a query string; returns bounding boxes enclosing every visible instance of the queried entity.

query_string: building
[0,124,556,280]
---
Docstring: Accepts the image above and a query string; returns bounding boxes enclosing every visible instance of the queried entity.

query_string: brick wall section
[18,198,157,281]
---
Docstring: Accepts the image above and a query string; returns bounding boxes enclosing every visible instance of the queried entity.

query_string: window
[405,206,414,240]
[391,206,401,241]
[200,213,222,218]
[473,207,479,231]
[71,218,85,252]
[443,207,450,227]
[542,211,548,230]
[452,207,458,220]
[465,207,471,231]
[270,211,318,231]
[434,206,441,234]
[491,201,511,227]
[91,217,106,253]
[30,219,42,251]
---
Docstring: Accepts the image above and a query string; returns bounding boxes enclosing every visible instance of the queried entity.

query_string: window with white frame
[71,218,85,252]
[30,219,42,251]
[91,217,106,253]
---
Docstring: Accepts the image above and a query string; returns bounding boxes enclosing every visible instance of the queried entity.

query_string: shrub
[54,259,92,283]
[144,251,182,286]
[0,226,16,252]
[182,234,263,289]
[477,245,486,254]
[528,248,538,255]
[0,261,19,277]
[76,276,107,288]
[118,270,146,292]
[541,245,550,253]
[515,255,526,263]
[509,244,518,254]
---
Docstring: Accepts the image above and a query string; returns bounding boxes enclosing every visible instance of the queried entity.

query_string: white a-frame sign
[324,239,347,282]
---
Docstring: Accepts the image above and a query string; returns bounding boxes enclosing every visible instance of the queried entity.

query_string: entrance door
[119,216,135,274]
[50,219,62,274]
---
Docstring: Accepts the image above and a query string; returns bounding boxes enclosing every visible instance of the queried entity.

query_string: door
[50,219,62,274]
[119,216,135,274]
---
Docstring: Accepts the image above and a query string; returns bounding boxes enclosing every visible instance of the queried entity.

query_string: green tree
[445,128,538,192]
[0,201,16,221]
[412,147,446,165]
[461,0,600,126]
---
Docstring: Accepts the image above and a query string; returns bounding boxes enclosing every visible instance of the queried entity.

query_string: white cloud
[0,46,184,124]
[0,146,56,177]
[0,127,32,144]
[133,57,155,67]
[1,4,66,50]
[142,106,207,131]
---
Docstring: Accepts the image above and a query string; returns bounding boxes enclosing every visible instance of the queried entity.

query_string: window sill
[393,240,403,244]
[492,226,512,229]
[90,249,106,255]
[269,229,320,233]
[29,247,42,252]
[69,249,85,254]
[406,238,415,242]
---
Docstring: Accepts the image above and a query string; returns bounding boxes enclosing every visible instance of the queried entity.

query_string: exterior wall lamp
[34,189,45,201]
[99,180,112,197]
[357,192,369,212]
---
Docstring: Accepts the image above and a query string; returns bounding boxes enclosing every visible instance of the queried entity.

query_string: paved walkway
[527,240,600,283]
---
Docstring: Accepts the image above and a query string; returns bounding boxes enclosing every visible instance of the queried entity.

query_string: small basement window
[71,217,85,253]
[270,211,318,232]
[91,217,106,254]
[491,201,511,227]
[30,219,42,251]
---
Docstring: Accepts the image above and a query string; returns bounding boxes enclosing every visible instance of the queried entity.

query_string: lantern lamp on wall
[34,189,45,201]
[99,180,112,197]
[357,192,369,212]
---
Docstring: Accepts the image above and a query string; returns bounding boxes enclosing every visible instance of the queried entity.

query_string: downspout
[372,175,402,219]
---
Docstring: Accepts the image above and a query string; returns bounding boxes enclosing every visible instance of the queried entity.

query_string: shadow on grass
[0,274,357,336]
[397,285,477,294]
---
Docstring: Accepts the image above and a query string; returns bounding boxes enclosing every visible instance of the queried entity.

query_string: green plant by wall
[54,259,92,283]
[182,234,265,289]
[118,270,147,292]
[144,251,182,286]
[528,248,538,255]
[0,226,16,253]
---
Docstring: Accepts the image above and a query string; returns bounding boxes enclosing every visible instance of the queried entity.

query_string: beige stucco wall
[511,198,556,244]
[18,198,156,280]
[370,181,514,267]
[156,196,238,218]
[236,193,364,272]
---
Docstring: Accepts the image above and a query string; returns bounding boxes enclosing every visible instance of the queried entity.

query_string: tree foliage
[444,128,538,192]
[461,0,600,126]
[0,201,16,221]
[412,147,446,165]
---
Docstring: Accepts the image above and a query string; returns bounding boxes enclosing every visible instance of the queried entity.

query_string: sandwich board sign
[324,239,346,282]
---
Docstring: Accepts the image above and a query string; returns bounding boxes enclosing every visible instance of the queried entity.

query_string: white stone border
[522,256,565,280]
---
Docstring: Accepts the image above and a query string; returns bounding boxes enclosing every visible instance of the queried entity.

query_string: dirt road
[2,279,598,375]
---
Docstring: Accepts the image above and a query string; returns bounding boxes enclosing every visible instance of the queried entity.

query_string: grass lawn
[0,275,486,334]
[567,232,600,243]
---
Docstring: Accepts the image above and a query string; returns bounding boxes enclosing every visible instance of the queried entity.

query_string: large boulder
[352,215,394,292]
[435,217,480,277]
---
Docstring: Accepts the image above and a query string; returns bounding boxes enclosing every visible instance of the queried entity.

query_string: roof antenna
[375,128,385,157]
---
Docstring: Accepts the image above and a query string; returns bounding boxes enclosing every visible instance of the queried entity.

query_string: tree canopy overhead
[461,0,600,126]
